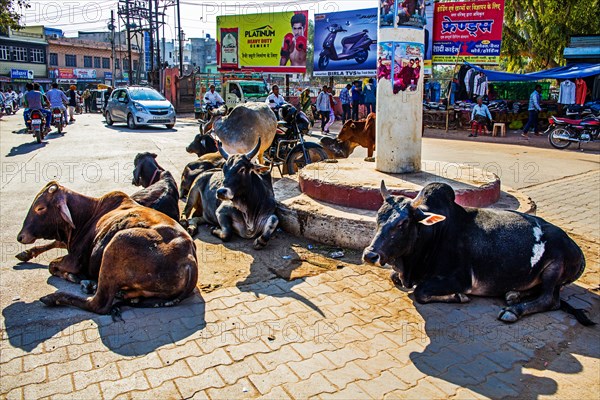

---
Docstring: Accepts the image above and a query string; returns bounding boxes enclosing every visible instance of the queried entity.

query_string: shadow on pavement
[2,275,206,357]
[5,141,48,157]
[407,283,599,399]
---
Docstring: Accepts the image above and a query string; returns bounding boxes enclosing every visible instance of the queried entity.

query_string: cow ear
[57,196,76,229]
[418,212,446,226]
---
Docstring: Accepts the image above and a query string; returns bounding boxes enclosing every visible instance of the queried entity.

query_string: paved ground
[0,112,598,399]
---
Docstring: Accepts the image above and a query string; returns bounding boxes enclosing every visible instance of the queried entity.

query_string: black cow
[186,133,219,157]
[363,181,594,325]
[131,152,180,221]
[179,138,279,249]
[179,153,225,200]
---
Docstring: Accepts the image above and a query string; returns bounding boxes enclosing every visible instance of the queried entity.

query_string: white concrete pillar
[376,7,425,173]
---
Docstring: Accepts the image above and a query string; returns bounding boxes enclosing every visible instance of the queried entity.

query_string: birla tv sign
[217,11,308,73]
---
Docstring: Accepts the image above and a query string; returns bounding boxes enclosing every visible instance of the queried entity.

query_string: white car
[105,86,176,129]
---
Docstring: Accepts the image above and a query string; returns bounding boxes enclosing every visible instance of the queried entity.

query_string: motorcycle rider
[266,85,288,118]
[46,83,69,125]
[203,84,224,109]
[23,83,52,132]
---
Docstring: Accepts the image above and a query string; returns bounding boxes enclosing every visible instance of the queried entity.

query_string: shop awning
[466,62,600,81]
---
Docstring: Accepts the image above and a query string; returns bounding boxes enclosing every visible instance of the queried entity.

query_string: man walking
[521,84,543,138]
[351,81,361,121]
[339,84,351,124]
[316,85,331,133]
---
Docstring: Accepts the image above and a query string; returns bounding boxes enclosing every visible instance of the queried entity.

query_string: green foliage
[502,0,600,72]
[0,0,30,31]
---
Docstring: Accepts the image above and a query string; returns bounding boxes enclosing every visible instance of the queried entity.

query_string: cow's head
[17,181,76,245]
[216,138,269,201]
[186,133,219,156]
[362,181,446,287]
[132,152,162,187]
[338,120,365,142]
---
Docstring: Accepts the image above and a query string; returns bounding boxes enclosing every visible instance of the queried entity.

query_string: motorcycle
[318,24,375,70]
[4,99,13,115]
[27,109,48,144]
[51,107,66,135]
[546,115,600,149]
[264,104,329,175]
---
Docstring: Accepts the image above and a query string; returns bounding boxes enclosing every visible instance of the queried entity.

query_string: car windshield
[128,88,165,101]
[238,81,268,97]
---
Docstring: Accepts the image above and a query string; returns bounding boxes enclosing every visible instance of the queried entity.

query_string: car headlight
[133,102,147,113]
[169,105,175,113]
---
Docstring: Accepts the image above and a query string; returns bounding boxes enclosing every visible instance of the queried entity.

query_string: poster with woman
[392,42,424,94]
[377,42,393,81]
[397,0,427,28]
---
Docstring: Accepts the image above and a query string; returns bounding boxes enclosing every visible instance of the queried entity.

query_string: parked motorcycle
[318,24,375,70]
[27,109,47,143]
[51,107,66,135]
[264,104,329,175]
[546,115,600,149]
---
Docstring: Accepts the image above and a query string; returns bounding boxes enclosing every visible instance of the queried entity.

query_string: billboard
[380,0,428,29]
[313,8,378,77]
[217,10,309,73]
[432,0,505,64]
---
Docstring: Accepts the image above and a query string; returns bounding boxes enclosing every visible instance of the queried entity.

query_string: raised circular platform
[298,160,501,211]
[275,160,536,251]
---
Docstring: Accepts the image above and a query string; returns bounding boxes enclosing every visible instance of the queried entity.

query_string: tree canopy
[0,0,30,31]
[502,0,600,72]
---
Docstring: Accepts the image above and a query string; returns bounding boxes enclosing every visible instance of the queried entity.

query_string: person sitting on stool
[469,96,492,137]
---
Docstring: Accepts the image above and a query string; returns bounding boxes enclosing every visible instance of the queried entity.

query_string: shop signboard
[432,0,505,64]
[10,69,33,79]
[74,69,97,79]
[217,10,309,73]
[313,8,378,77]
[58,68,75,79]
[104,72,113,80]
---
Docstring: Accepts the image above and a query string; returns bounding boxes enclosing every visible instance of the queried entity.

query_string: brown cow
[17,181,198,316]
[320,112,376,159]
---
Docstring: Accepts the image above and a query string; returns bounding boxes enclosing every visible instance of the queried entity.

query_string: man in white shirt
[265,85,287,117]
[204,85,224,108]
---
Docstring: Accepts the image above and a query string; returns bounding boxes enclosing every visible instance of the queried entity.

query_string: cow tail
[559,299,596,326]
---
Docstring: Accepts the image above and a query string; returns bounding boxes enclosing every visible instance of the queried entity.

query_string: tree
[0,0,30,31]
[502,0,600,72]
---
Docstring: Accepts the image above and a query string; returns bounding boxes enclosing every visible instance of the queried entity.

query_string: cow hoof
[110,305,124,323]
[456,293,470,303]
[390,271,403,287]
[179,218,189,228]
[80,280,97,294]
[364,157,375,162]
[253,238,267,250]
[15,251,32,262]
[498,308,519,323]
[39,294,59,307]
[187,225,198,236]
[505,291,521,306]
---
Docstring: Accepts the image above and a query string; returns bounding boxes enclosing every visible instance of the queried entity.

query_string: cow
[186,133,220,157]
[131,152,180,221]
[16,181,198,316]
[180,152,225,200]
[212,102,277,164]
[179,138,279,250]
[362,181,595,325]
[198,104,229,135]
[320,113,376,159]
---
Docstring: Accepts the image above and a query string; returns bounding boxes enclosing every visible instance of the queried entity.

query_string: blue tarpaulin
[466,62,600,81]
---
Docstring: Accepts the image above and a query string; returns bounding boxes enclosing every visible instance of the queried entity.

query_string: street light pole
[176,0,183,75]
[110,10,116,87]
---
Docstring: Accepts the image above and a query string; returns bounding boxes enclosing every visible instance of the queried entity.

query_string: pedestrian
[339,83,351,124]
[299,88,314,126]
[521,84,543,138]
[363,78,376,115]
[82,88,92,113]
[469,96,492,137]
[103,87,113,114]
[324,87,336,132]
[351,81,361,120]
[67,85,77,123]
[316,85,331,133]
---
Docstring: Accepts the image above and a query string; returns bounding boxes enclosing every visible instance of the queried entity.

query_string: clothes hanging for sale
[468,69,478,98]
[593,75,600,101]
[431,81,441,102]
[474,73,488,97]
[575,78,588,105]
[456,65,471,101]
[464,68,475,98]
[558,80,576,104]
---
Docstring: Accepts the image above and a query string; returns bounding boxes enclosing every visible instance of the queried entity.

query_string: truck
[194,72,269,118]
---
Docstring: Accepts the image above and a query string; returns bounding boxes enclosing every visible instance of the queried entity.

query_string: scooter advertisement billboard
[432,0,505,64]
[217,10,308,73]
[313,9,378,77]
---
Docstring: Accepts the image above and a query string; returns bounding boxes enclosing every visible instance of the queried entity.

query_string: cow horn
[217,141,229,160]
[48,184,58,194]
[411,189,425,208]
[380,180,392,201]
[245,138,261,160]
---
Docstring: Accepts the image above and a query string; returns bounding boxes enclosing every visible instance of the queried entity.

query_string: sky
[19,0,379,40]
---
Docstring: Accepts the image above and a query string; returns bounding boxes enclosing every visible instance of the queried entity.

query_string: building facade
[0,26,48,91]
[190,35,217,73]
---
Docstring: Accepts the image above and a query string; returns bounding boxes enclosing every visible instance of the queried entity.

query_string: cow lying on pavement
[131,152,180,221]
[320,113,376,159]
[17,182,198,316]
[180,153,225,200]
[180,139,279,249]
[363,181,594,325]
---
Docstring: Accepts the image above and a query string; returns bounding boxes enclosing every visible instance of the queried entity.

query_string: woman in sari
[300,88,314,126]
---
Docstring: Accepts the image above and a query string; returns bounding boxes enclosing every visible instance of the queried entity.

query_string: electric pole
[176,0,183,75]
[148,0,154,85]
[109,10,116,87]
[125,0,133,84]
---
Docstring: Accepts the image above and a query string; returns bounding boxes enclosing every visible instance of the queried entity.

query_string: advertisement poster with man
[313,8,378,76]
[380,0,427,29]
[393,42,423,94]
[217,10,308,73]
[432,0,505,64]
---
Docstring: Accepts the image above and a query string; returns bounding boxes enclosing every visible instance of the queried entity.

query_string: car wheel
[105,111,113,126]
[127,113,136,129]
